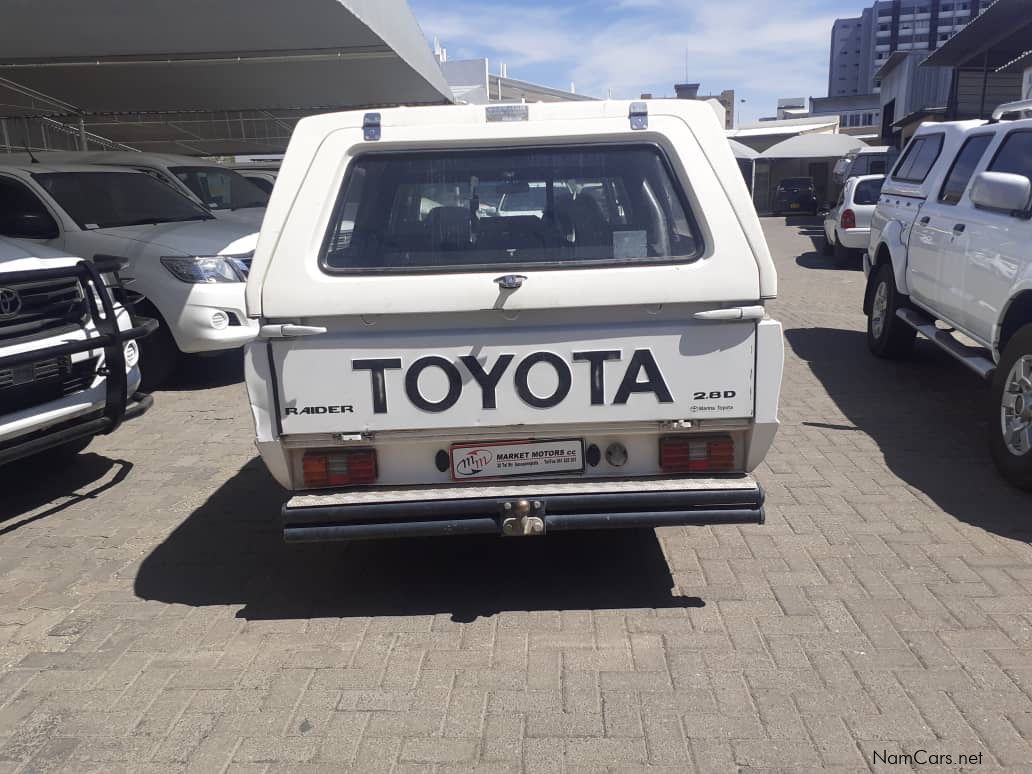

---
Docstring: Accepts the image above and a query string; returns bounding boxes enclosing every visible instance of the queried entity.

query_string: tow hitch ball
[500,499,546,536]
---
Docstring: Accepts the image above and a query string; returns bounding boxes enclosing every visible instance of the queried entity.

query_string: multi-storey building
[829,0,992,97]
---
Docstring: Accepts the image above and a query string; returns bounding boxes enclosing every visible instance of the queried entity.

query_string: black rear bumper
[0,260,156,466]
[282,477,765,542]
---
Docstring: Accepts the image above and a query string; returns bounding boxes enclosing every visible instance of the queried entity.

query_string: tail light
[302,449,378,488]
[659,436,735,473]
[841,209,856,230]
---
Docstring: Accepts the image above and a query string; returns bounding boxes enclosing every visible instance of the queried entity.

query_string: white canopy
[759,133,864,160]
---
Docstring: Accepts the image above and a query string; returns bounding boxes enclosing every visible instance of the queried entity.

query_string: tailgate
[273,316,755,434]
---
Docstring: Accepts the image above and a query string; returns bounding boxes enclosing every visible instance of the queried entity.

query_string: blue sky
[409,0,864,124]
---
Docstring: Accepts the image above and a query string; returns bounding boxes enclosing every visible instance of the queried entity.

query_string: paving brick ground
[2,217,1032,773]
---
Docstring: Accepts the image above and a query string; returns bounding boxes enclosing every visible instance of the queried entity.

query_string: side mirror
[970,171,1032,216]
[11,212,58,240]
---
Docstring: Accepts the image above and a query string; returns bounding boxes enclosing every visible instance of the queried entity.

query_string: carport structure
[754,133,864,214]
[0,0,452,155]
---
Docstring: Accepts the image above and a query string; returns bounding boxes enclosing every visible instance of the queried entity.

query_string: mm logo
[454,448,493,477]
[0,288,21,321]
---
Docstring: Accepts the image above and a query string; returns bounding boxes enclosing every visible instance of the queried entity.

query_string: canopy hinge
[363,112,382,141]
[629,101,648,130]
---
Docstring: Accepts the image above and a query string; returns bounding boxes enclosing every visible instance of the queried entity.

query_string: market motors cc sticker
[454,448,493,477]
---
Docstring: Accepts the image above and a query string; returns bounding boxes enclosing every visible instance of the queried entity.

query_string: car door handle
[693,306,766,321]
[918,216,930,225]
[259,324,328,339]
[953,223,966,233]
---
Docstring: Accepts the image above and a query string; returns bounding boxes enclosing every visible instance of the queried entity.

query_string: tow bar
[500,499,546,536]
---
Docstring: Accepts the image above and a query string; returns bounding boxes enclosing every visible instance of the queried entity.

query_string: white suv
[865,100,1032,488]
[0,161,259,388]
[1,236,154,465]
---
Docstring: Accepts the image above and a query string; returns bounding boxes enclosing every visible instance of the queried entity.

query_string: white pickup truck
[244,100,784,542]
[865,100,1032,488]
[1,237,155,465]
[0,161,259,388]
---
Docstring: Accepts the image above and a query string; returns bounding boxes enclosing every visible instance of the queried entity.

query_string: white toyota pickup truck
[1,236,155,466]
[865,100,1032,488]
[0,161,259,388]
[244,100,785,541]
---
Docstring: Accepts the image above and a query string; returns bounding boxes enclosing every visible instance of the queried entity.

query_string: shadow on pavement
[0,454,133,535]
[786,327,1032,540]
[134,459,703,622]
[780,215,863,272]
[795,252,861,272]
[158,350,244,392]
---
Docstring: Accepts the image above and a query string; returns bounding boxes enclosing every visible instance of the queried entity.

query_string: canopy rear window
[321,145,701,273]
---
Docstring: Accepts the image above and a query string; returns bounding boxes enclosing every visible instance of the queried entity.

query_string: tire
[988,324,1032,490]
[137,309,180,392]
[866,262,916,359]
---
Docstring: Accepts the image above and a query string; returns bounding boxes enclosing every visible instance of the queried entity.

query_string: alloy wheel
[1001,354,1032,456]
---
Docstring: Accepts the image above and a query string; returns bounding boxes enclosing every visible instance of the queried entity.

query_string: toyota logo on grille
[0,287,22,321]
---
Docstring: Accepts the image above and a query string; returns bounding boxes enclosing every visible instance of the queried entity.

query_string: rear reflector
[303,449,378,488]
[841,208,856,230]
[659,436,735,473]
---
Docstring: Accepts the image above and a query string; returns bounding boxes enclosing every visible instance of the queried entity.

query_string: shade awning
[0,0,452,116]
[759,133,863,160]
[728,139,759,160]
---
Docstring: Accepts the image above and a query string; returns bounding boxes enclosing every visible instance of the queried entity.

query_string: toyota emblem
[0,287,22,321]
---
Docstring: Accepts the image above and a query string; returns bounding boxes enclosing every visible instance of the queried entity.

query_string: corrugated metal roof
[922,0,1032,69]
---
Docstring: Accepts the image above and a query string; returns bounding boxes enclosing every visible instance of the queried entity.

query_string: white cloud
[412,0,843,122]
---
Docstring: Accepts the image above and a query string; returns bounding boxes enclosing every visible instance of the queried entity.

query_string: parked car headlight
[160,255,247,283]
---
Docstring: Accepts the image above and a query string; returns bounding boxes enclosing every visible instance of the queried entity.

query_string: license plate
[451,439,584,481]
[790,203,800,209]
